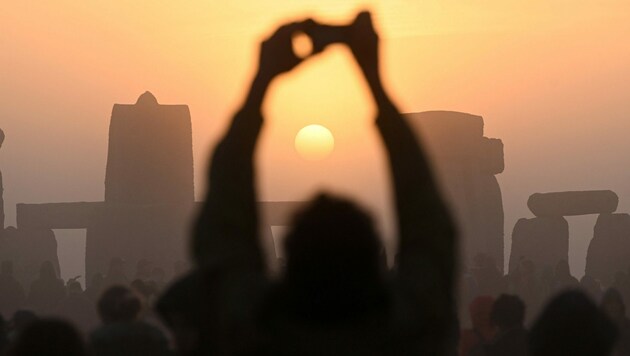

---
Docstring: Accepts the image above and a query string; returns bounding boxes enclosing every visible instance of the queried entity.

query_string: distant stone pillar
[405,112,505,271]
[509,216,569,274]
[586,213,630,286]
[104,91,194,205]
[509,190,619,276]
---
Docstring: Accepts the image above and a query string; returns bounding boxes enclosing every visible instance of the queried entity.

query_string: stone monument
[405,111,505,271]
[509,190,626,282]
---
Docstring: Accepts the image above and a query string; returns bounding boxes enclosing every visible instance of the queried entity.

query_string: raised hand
[257,20,315,82]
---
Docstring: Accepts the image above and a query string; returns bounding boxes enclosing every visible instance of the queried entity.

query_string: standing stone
[105,91,194,204]
[87,92,195,279]
[405,111,505,271]
[586,213,630,286]
[509,216,569,274]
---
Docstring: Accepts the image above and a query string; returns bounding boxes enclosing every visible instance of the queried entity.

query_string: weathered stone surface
[17,202,105,229]
[405,111,505,271]
[528,190,618,217]
[585,213,630,286]
[105,91,194,204]
[509,216,569,274]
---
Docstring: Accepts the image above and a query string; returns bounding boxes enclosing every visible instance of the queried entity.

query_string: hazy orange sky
[2,1,630,280]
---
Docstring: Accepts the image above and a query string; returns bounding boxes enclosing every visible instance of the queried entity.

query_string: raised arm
[349,11,456,305]
[192,22,312,272]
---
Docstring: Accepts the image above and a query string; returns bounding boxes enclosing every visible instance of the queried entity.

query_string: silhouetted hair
[97,285,142,323]
[529,290,617,356]
[491,294,525,329]
[281,193,386,322]
[7,318,86,356]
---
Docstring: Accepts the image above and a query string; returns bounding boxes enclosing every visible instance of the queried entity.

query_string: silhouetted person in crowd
[85,273,105,302]
[508,258,542,321]
[601,288,630,356]
[6,318,87,356]
[150,267,166,291]
[26,261,65,315]
[157,271,212,356]
[8,310,38,340]
[529,290,617,356]
[581,274,603,302]
[56,279,96,332]
[134,259,152,282]
[485,294,527,356]
[103,258,128,287]
[191,11,456,355]
[551,260,579,293]
[613,271,630,309]
[459,296,496,356]
[0,261,25,319]
[90,285,169,356]
[472,253,505,297]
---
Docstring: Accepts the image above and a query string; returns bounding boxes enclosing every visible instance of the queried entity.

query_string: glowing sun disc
[295,124,335,161]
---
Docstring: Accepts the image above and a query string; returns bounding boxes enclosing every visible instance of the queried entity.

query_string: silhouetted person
[90,285,169,356]
[551,260,579,293]
[6,318,87,356]
[8,310,38,340]
[103,258,128,287]
[613,271,630,309]
[192,11,456,355]
[529,290,617,356]
[157,270,213,356]
[0,261,26,319]
[508,258,542,321]
[150,267,166,291]
[459,296,496,356]
[485,294,527,356]
[85,273,105,302]
[472,253,505,297]
[134,259,152,282]
[581,274,603,302]
[601,288,630,356]
[26,261,65,315]
[56,280,96,332]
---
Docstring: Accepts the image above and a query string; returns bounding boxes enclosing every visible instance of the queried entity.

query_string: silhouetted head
[10,310,38,334]
[97,285,142,324]
[39,261,56,280]
[66,280,82,295]
[469,296,495,331]
[555,260,571,277]
[282,194,386,321]
[0,129,4,149]
[7,318,86,356]
[529,290,617,356]
[1,261,13,275]
[156,270,212,356]
[601,288,626,323]
[491,294,525,330]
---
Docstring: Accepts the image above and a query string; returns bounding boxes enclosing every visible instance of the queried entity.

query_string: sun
[295,124,335,161]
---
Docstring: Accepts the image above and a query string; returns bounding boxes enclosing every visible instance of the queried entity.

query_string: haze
[2,1,630,281]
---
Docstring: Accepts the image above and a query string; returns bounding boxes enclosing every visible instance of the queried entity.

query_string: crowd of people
[0,10,626,356]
